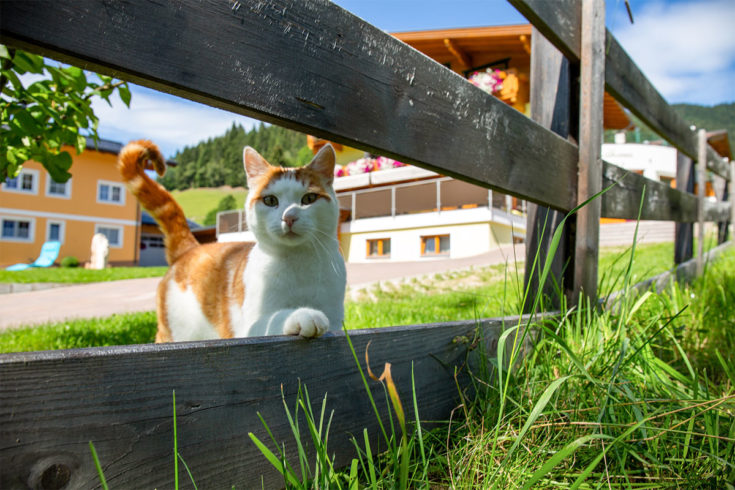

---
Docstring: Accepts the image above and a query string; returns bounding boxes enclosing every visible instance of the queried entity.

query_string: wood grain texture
[697,130,707,275]
[0,0,578,211]
[706,145,730,178]
[0,318,539,489]
[575,0,605,301]
[602,162,699,222]
[508,0,581,61]
[524,27,575,310]
[675,152,695,263]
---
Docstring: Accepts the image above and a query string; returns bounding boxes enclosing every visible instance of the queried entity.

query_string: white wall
[601,143,677,182]
[340,207,523,263]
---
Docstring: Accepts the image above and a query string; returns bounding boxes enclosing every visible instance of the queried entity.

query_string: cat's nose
[283,215,298,228]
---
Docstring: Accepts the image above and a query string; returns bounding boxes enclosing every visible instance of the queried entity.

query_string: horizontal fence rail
[3,0,578,211]
[0,318,528,488]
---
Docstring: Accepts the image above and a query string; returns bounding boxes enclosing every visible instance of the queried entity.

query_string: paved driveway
[0,244,523,330]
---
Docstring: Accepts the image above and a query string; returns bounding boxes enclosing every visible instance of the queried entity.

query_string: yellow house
[1,138,140,267]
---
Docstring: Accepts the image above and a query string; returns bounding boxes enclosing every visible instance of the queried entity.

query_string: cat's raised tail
[117,140,198,264]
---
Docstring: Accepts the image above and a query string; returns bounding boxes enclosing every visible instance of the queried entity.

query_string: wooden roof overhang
[393,25,632,131]
[707,130,732,160]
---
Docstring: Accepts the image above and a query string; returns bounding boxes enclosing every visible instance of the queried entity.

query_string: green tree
[0,46,131,182]
[203,194,238,226]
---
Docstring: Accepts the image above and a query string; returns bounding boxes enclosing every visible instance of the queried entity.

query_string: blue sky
[88,0,735,157]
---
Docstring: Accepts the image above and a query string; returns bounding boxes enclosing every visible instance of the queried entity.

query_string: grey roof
[85,137,123,154]
[141,210,202,230]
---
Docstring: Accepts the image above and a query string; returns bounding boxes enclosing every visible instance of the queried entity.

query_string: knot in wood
[40,463,71,490]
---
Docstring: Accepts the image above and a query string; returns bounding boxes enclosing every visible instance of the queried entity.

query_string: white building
[602,142,677,186]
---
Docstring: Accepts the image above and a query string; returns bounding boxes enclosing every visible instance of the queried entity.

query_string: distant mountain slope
[615,102,734,152]
[159,123,312,191]
[674,102,734,151]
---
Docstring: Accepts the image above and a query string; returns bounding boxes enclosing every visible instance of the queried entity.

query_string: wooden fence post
[524,27,575,310]
[574,0,605,304]
[697,129,707,275]
[716,161,730,244]
[674,151,695,264]
[731,160,735,239]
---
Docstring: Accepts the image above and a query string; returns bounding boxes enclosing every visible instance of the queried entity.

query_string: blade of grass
[521,433,614,489]
[173,390,179,490]
[88,441,109,490]
[248,433,301,488]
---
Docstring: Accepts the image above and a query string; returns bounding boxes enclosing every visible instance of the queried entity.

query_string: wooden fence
[0,0,731,487]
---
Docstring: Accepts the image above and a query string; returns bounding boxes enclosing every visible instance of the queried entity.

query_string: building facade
[1,139,140,267]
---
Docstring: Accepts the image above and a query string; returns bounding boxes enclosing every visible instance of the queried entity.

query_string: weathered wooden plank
[697,130,707,275]
[704,200,732,223]
[675,152,695,263]
[524,27,575,310]
[507,0,581,62]
[509,0,700,161]
[602,162,699,222]
[601,162,730,223]
[603,35,699,160]
[574,0,605,302]
[0,318,536,489]
[714,172,730,243]
[706,144,730,179]
[0,0,578,211]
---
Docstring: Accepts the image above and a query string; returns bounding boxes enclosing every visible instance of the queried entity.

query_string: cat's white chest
[237,244,345,337]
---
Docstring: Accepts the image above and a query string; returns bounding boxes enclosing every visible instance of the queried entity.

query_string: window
[46,220,65,244]
[2,169,39,195]
[95,225,123,248]
[97,181,125,205]
[421,234,450,256]
[366,238,391,258]
[1,217,34,242]
[46,177,72,198]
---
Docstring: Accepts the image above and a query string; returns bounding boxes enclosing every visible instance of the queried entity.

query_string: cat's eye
[301,193,318,205]
[262,195,278,207]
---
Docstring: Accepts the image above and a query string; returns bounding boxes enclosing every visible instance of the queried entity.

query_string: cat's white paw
[283,308,329,338]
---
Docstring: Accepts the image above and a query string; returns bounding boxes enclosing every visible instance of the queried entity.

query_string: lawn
[0,266,168,284]
[171,187,247,224]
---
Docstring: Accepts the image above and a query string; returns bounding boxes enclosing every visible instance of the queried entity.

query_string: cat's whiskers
[307,230,341,277]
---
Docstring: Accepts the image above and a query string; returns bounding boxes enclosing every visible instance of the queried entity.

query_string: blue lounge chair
[5,240,62,271]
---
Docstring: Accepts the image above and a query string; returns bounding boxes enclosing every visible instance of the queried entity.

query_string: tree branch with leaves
[0,45,131,182]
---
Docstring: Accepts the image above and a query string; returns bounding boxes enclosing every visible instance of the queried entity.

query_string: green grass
[171,187,247,224]
[244,245,735,488]
[0,241,720,352]
[0,266,168,284]
[0,311,157,353]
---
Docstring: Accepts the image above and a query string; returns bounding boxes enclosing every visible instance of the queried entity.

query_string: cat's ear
[307,144,336,185]
[243,146,271,186]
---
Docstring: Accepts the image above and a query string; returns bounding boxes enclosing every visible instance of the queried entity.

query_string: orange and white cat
[118,140,346,342]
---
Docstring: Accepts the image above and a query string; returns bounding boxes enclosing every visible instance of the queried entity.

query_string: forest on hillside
[159,123,313,190]
[609,102,734,151]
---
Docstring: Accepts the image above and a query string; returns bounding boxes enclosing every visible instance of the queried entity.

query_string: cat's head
[243,144,338,252]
